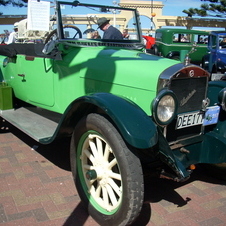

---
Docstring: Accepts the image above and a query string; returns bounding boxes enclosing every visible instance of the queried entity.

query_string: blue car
[202,31,226,80]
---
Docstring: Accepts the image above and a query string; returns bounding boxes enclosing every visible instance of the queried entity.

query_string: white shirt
[7,31,18,44]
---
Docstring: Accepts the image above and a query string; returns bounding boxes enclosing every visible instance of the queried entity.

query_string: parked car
[202,30,226,80]
[153,28,209,64]
[0,1,226,225]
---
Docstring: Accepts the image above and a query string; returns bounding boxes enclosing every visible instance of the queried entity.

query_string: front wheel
[70,113,144,226]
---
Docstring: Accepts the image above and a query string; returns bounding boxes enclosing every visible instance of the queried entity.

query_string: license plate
[203,105,220,126]
[176,106,220,129]
[176,111,204,129]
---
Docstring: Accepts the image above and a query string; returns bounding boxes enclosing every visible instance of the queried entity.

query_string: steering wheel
[45,25,82,44]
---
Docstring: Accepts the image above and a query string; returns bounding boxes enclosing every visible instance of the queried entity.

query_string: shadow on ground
[2,121,226,226]
[1,120,71,171]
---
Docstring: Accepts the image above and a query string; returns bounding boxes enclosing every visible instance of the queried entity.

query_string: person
[7,22,19,44]
[122,29,130,39]
[199,37,204,43]
[181,34,189,42]
[97,17,123,40]
[220,38,226,47]
[91,30,101,39]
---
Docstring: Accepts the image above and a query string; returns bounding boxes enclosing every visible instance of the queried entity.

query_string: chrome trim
[158,64,209,145]
[152,89,178,126]
[202,98,210,111]
[155,41,207,49]
[157,64,209,92]
[58,39,144,49]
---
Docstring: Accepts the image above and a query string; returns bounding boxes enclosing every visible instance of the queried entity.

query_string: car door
[17,54,55,107]
[207,34,217,73]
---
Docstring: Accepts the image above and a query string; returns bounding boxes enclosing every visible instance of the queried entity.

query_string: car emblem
[180,89,196,106]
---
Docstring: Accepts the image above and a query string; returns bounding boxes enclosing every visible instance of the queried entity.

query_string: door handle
[18,74,26,82]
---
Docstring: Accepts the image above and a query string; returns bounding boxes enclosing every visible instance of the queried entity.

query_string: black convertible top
[0,43,50,58]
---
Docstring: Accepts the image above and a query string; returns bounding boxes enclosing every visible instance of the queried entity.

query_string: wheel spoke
[108,158,117,169]
[84,148,95,164]
[83,164,92,170]
[103,144,111,161]
[95,183,101,197]
[89,139,99,159]
[109,171,121,181]
[102,186,109,208]
[96,136,104,158]
[108,178,122,197]
[89,183,95,194]
[106,184,118,206]
[73,32,79,38]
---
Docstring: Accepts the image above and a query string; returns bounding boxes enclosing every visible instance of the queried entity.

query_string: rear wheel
[152,44,158,55]
[70,113,144,226]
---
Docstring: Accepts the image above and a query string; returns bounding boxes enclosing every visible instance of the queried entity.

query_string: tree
[0,0,27,15]
[183,0,226,17]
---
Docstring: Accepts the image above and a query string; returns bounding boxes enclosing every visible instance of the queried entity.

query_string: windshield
[54,1,141,43]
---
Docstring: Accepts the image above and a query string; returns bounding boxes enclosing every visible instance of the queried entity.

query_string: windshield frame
[55,0,143,45]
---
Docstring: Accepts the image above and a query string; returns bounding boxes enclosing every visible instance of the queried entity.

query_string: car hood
[76,47,178,91]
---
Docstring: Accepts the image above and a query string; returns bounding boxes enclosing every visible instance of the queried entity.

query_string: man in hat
[97,17,123,40]
[7,22,19,44]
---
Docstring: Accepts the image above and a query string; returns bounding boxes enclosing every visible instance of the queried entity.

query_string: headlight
[152,89,178,126]
[218,87,226,111]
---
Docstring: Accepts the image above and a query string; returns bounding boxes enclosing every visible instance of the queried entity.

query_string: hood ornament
[202,98,210,111]
[184,42,198,66]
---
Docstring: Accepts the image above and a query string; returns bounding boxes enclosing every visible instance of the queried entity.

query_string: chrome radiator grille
[170,77,207,114]
[166,76,208,142]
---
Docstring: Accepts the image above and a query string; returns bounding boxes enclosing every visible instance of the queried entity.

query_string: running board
[0,107,58,142]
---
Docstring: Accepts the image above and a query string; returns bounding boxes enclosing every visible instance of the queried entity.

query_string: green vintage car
[0,1,226,225]
[153,28,209,64]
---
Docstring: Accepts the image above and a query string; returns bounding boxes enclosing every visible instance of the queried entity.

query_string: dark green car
[153,28,209,64]
[0,1,226,225]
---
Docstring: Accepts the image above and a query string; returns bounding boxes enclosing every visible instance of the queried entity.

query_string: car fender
[42,93,158,149]
[207,81,226,139]
[49,93,191,181]
[208,81,226,103]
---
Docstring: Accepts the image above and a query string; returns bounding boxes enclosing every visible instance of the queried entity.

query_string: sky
[0,0,207,34]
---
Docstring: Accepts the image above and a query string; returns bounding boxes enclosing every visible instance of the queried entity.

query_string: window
[173,33,190,43]
[194,34,208,44]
